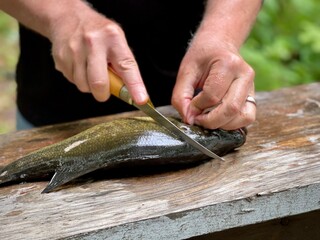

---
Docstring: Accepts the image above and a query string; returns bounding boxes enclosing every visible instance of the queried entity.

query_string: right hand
[49,3,149,104]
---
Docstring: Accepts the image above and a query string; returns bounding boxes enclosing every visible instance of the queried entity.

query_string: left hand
[172,33,256,130]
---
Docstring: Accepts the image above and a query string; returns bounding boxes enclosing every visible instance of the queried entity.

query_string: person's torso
[17,0,205,126]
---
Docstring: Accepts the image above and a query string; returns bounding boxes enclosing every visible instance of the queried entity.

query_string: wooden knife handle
[108,67,151,106]
[108,68,124,98]
[108,68,134,105]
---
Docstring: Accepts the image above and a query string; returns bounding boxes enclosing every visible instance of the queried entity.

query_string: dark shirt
[16,0,205,126]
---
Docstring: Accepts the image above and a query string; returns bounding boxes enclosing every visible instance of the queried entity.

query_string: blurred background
[0,10,17,134]
[0,0,319,134]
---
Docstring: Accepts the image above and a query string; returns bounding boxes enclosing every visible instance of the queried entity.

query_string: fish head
[169,118,247,154]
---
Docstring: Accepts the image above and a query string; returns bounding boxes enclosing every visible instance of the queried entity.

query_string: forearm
[0,0,94,40]
[173,0,261,130]
[1,0,148,104]
[198,0,263,50]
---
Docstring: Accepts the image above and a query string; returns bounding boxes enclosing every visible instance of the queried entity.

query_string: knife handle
[108,68,124,98]
[108,68,134,105]
[108,67,154,107]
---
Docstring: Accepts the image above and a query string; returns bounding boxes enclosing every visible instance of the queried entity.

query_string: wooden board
[0,83,319,240]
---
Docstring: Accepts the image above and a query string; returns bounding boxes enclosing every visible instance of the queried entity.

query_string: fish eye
[180,126,189,131]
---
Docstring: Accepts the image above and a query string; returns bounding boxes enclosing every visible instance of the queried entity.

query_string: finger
[71,43,90,93]
[73,61,90,93]
[52,45,74,83]
[111,55,148,105]
[194,72,254,129]
[86,39,109,102]
[172,64,200,123]
[185,68,234,126]
[179,56,245,125]
[108,33,148,105]
[221,98,256,130]
[190,61,235,112]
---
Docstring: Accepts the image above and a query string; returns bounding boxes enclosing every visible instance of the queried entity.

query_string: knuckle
[53,61,62,72]
[206,92,221,105]
[125,79,141,89]
[201,87,221,105]
[118,58,137,71]
[89,80,105,90]
[83,23,123,46]
[246,65,255,79]
[83,31,99,46]
[68,40,80,56]
[171,95,180,108]
[77,84,90,93]
[218,53,243,72]
[52,56,68,79]
[52,49,64,69]
[224,101,241,117]
[223,54,255,79]
[102,23,123,38]
[225,54,242,68]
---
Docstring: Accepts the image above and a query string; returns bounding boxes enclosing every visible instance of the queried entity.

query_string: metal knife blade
[134,102,224,161]
[108,68,224,161]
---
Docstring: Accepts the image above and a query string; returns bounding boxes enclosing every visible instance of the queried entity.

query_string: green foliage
[0,12,18,78]
[241,0,320,91]
[1,2,320,91]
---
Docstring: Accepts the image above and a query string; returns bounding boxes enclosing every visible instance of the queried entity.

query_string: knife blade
[108,68,224,161]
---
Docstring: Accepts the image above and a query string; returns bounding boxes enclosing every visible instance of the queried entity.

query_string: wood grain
[0,83,319,240]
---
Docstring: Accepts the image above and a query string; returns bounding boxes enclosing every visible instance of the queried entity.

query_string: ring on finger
[246,95,256,106]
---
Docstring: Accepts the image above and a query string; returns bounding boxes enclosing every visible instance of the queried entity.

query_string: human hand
[172,34,256,130]
[49,2,148,104]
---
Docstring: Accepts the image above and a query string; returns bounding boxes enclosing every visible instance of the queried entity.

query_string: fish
[0,117,246,193]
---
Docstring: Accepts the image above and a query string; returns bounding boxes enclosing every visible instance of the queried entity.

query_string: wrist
[0,0,97,40]
[45,0,97,41]
[197,0,262,50]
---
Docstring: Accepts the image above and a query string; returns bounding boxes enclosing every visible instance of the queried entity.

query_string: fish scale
[0,117,246,193]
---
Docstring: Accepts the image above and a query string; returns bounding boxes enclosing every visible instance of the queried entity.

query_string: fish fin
[41,164,95,193]
[0,167,10,185]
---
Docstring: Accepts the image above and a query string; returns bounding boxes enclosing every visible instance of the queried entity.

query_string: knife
[108,68,224,161]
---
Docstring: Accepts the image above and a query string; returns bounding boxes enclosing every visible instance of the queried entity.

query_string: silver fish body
[0,117,246,193]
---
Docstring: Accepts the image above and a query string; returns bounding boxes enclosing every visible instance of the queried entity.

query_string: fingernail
[135,92,149,105]
[187,115,195,125]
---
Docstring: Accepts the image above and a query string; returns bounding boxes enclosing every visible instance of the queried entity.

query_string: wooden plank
[0,83,319,240]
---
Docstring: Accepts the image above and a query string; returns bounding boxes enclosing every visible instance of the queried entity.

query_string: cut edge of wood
[65,182,320,240]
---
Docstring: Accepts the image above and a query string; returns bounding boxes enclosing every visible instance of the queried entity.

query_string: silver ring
[246,95,256,106]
